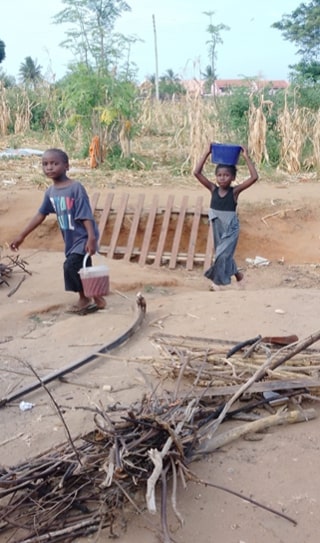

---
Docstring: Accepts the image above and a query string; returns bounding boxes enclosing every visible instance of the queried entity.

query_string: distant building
[180,79,289,96]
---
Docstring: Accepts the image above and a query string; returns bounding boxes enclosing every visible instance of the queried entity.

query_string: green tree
[53,0,131,74]
[203,11,230,93]
[201,65,215,94]
[19,57,43,87]
[158,69,185,99]
[272,0,320,82]
[0,69,15,87]
[0,40,5,64]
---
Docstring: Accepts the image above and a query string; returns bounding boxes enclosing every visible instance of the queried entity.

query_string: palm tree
[161,68,179,82]
[19,56,43,87]
[201,65,215,94]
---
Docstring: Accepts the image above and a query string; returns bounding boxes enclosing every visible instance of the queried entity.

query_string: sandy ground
[1,162,320,543]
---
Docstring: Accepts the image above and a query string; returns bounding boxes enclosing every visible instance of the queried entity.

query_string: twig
[21,360,83,466]
[170,456,184,526]
[7,274,26,297]
[0,432,24,447]
[261,207,301,227]
[14,518,103,543]
[195,408,317,456]
[198,329,320,440]
[161,466,173,543]
[194,477,297,526]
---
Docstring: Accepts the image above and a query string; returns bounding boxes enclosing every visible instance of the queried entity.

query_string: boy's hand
[85,238,97,255]
[10,236,24,251]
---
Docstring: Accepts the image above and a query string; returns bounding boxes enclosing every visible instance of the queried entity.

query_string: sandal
[66,303,99,316]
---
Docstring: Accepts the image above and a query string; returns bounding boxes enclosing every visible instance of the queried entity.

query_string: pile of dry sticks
[0,254,31,295]
[1,329,320,542]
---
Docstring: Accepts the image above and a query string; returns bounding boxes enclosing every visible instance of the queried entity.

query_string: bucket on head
[211,143,242,166]
[79,254,109,297]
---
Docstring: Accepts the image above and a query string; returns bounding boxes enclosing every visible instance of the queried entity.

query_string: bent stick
[0,294,146,408]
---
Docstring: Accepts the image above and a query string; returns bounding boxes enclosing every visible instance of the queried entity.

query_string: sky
[2,0,301,83]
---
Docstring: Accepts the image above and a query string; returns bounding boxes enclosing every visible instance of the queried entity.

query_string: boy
[10,148,106,315]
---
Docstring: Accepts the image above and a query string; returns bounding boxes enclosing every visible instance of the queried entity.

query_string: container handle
[83,253,90,269]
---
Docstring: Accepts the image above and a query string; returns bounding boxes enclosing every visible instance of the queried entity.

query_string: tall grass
[248,95,272,165]
[0,83,11,136]
[277,97,310,173]
[1,82,320,174]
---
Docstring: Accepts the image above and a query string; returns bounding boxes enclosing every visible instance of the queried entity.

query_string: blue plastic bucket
[211,143,242,165]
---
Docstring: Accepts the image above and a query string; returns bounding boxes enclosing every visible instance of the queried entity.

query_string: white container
[79,254,109,297]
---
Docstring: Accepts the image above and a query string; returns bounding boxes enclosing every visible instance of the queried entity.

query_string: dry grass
[13,89,32,134]
[277,96,310,174]
[310,109,320,170]
[0,83,10,136]
[248,95,272,165]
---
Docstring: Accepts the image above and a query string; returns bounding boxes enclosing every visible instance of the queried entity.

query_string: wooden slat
[98,192,115,244]
[186,196,203,270]
[90,192,100,214]
[202,378,320,397]
[204,221,214,271]
[139,195,159,267]
[169,195,188,269]
[99,247,206,262]
[124,194,145,262]
[153,195,175,268]
[108,193,129,259]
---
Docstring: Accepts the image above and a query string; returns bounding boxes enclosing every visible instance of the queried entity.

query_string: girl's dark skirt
[63,253,92,292]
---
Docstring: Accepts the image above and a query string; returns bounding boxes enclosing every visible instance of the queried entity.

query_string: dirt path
[1,168,320,542]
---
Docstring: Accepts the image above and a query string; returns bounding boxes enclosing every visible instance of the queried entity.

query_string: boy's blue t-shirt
[38,181,99,256]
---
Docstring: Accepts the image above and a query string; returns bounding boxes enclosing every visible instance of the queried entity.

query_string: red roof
[216,79,289,89]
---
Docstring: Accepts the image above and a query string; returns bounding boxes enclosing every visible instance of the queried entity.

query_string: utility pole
[152,14,159,100]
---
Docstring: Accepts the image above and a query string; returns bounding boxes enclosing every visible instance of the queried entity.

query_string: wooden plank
[186,196,203,270]
[90,192,100,214]
[99,247,206,262]
[139,195,159,267]
[201,378,320,398]
[108,193,129,259]
[153,194,175,268]
[124,194,145,262]
[97,192,115,244]
[169,195,188,269]
[204,220,214,271]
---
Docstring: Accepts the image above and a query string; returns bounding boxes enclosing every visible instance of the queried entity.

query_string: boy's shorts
[63,253,92,292]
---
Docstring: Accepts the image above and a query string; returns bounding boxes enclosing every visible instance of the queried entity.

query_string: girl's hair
[44,148,69,163]
[215,163,237,177]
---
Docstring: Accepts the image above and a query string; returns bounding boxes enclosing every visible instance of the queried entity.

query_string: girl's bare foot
[235,271,245,289]
[209,282,221,291]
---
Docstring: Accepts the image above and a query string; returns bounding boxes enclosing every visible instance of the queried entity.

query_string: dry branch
[2,329,320,541]
[195,408,317,456]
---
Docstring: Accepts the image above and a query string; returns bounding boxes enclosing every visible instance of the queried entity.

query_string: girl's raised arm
[233,147,258,198]
[193,144,215,192]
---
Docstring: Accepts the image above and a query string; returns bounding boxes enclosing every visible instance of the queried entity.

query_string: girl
[10,148,106,315]
[194,144,258,291]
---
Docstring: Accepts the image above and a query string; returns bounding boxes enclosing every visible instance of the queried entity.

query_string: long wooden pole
[152,14,159,101]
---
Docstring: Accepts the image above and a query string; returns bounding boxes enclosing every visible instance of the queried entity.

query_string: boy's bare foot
[70,297,92,311]
[93,296,107,309]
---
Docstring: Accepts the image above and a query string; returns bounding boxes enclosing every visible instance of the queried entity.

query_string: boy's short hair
[215,163,237,177]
